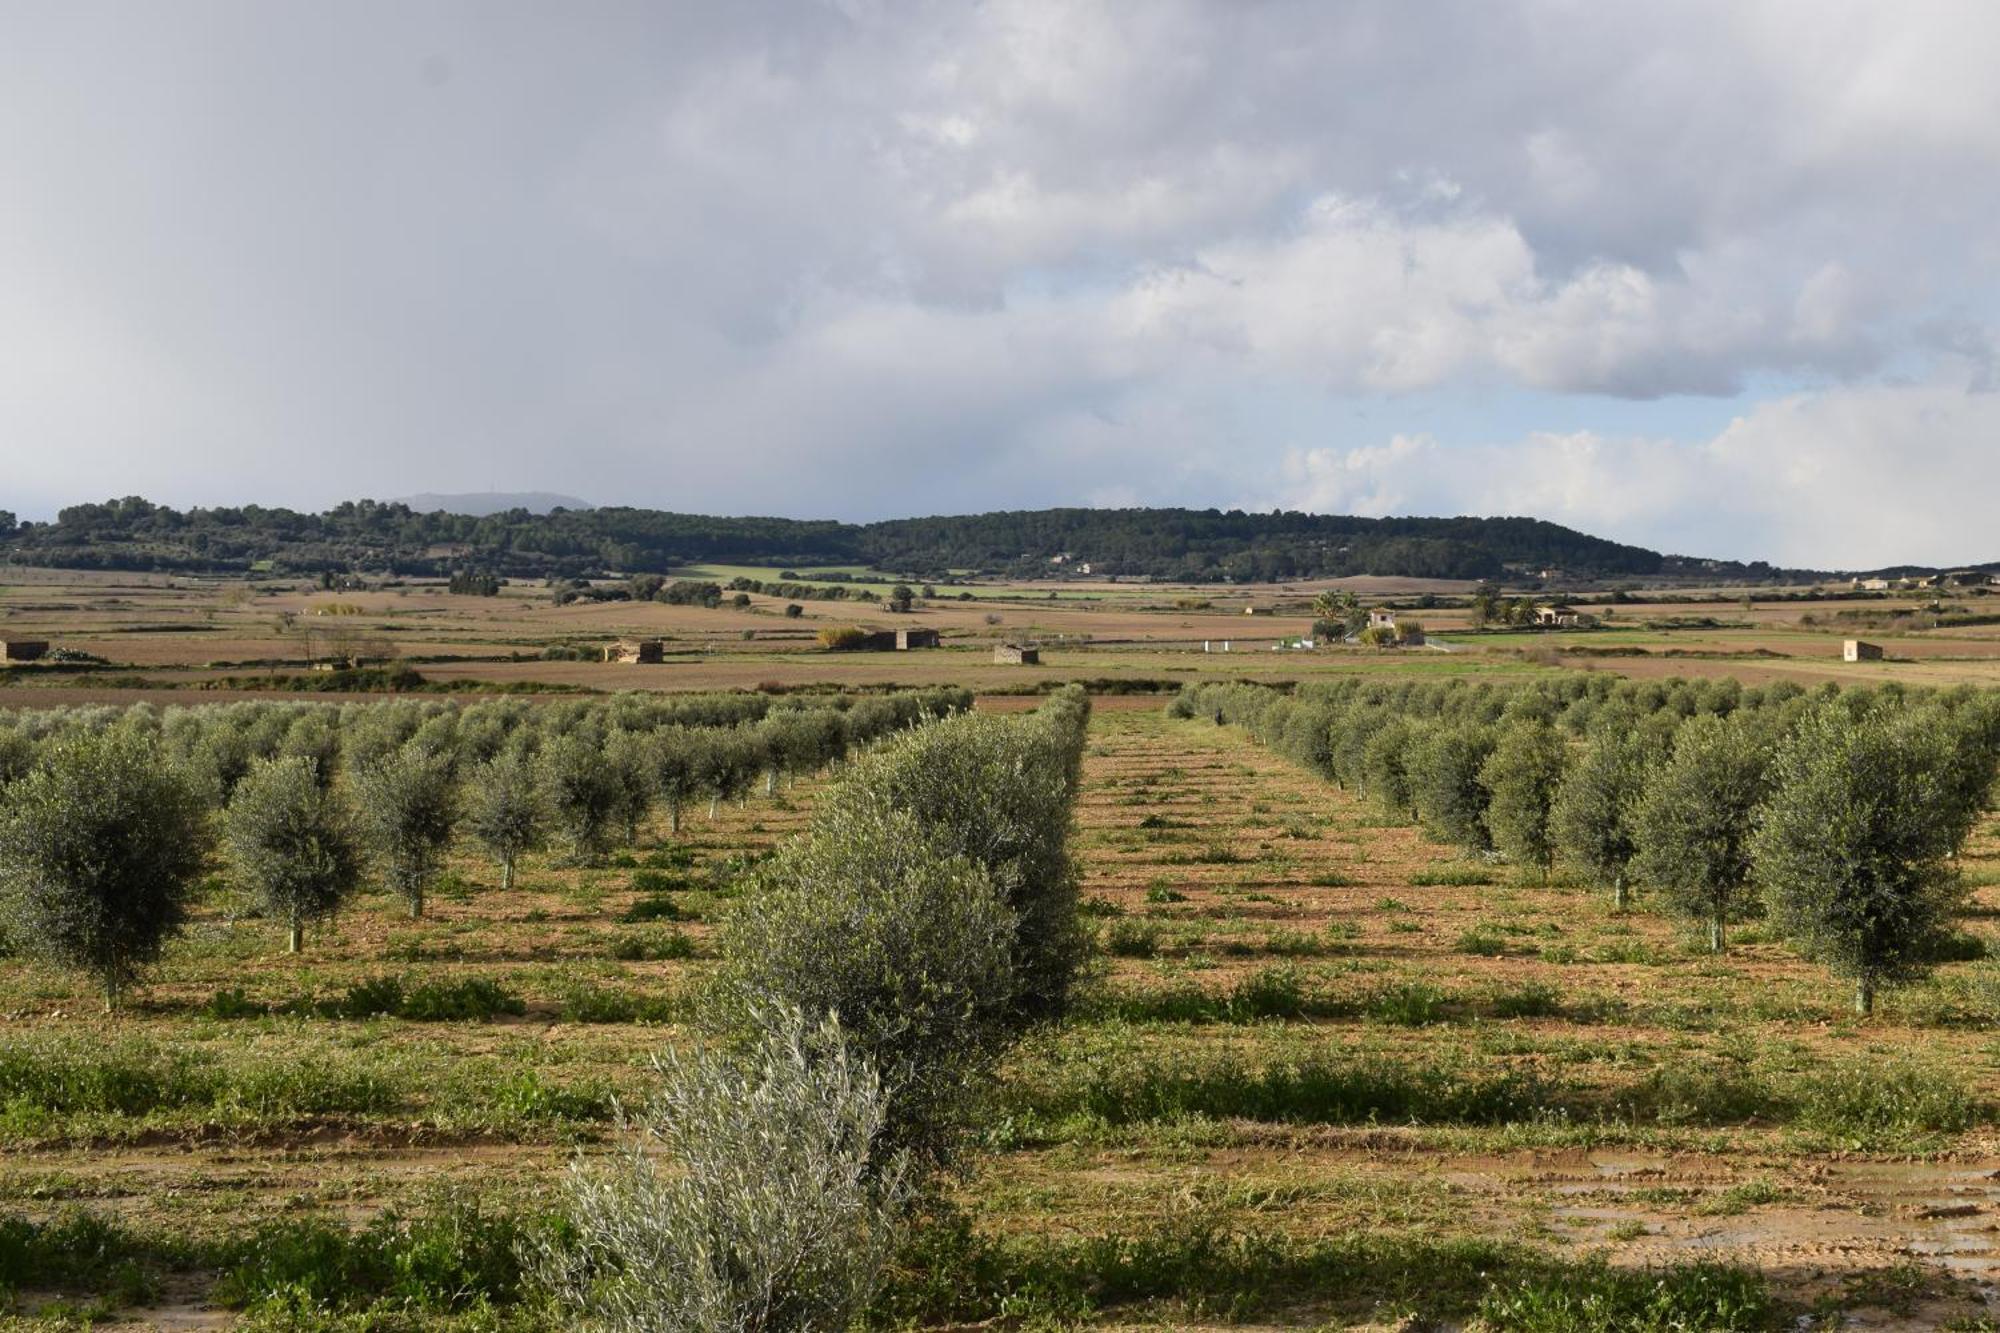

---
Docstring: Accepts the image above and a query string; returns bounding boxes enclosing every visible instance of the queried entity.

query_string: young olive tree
[1360,717,1422,820]
[464,751,546,891]
[1477,720,1569,880]
[226,755,364,952]
[1630,714,1768,952]
[696,729,760,818]
[538,731,621,864]
[352,746,458,919]
[813,698,1087,1028]
[648,728,701,837]
[602,730,656,848]
[530,1007,909,1333]
[0,731,210,1007]
[1550,728,1659,909]
[716,805,1016,1177]
[1755,706,1965,1015]
[1408,721,1498,853]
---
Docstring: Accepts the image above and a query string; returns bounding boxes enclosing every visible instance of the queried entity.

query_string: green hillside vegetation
[0,496,1796,583]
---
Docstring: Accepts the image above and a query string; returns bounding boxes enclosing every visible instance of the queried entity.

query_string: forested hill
[0,497,1789,583]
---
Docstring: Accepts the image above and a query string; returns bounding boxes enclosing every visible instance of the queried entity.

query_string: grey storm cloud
[2,0,1998,565]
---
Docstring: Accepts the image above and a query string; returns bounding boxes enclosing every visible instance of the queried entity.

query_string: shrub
[1474,1259,1774,1332]
[1370,981,1450,1026]
[0,730,210,1006]
[622,893,686,922]
[214,1194,527,1315]
[337,975,406,1018]
[396,977,525,1022]
[1104,921,1161,958]
[1456,927,1507,957]
[529,1009,909,1331]
[1226,966,1308,1020]
[1488,981,1563,1019]
[818,625,870,651]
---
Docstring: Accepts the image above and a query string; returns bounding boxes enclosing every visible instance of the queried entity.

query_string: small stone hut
[1843,640,1884,662]
[993,644,1040,665]
[0,640,49,664]
[604,639,665,664]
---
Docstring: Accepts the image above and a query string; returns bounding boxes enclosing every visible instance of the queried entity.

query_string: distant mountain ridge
[395,491,593,516]
[0,495,1890,584]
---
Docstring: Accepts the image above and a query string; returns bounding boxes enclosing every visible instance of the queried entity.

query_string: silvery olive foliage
[530,1007,909,1333]
[1630,713,1770,953]
[463,750,548,892]
[717,804,1017,1177]
[812,686,1090,1027]
[352,744,459,919]
[226,755,365,953]
[0,730,210,1005]
[1477,719,1570,880]
[1755,705,1966,1014]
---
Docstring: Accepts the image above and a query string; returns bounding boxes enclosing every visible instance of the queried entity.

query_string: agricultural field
[3,679,2000,1329]
[7,569,2000,707]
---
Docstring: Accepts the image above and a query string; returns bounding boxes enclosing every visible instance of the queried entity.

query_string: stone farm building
[1367,609,1397,630]
[0,640,49,664]
[993,644,1040,665]
[604,639,665,664]
[1844,640,1885,662]
[1534,604,1583,628]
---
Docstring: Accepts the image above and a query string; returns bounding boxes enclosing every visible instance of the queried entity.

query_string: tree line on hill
[0,495,1801,583]
[1174,675,2000,1015]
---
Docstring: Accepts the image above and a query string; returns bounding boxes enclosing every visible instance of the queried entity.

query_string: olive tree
[1477,720,1569,880]
[648,728,702,837]
[1359,717,1422,820]
[813,697,1087,1027]
[530,1007,909,1332]
[1408,721,1498,852]
[1630,714,1768,952]
[603,730,656,847]
[538,731,621,864]
[464,751,546,891]
[1755,706,1965,1015]
[226,755,364,952]
[0,731,210,1006]
[352,746,458,918]
[716,805,1016,1177]
[1550,728,1659,909]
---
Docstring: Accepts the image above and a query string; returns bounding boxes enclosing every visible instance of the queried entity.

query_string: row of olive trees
[0,690,972,1005]
[0,686,973,810]
[1175,677,2000,1014]
[533,686,1093,1328]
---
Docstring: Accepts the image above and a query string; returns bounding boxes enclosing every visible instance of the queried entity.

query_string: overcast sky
[3,2,1997,567]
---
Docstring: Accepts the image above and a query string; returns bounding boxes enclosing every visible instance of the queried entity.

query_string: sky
[3,1,1998,569]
